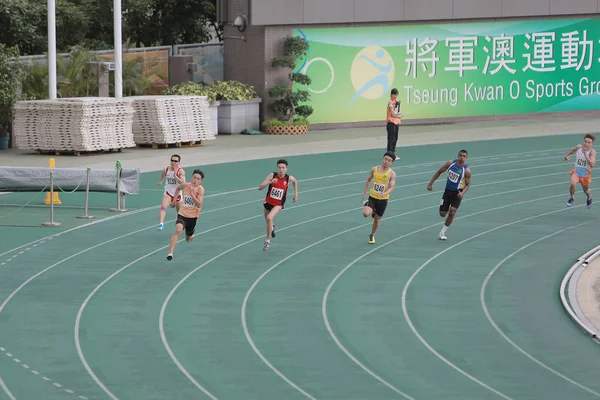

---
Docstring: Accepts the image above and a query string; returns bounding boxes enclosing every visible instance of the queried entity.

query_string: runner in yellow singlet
[167,169,205,260]
[361,151,397,244]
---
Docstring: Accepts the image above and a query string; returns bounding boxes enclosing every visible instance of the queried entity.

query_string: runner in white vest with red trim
[156,154,186,231]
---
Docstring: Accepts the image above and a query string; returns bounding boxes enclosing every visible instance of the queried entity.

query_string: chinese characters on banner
[405,30,596,78]
[403,30,600,107]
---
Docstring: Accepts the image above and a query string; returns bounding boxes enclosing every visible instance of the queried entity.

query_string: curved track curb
[560,245,600,343]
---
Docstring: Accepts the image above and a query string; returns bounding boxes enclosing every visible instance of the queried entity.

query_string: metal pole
[77,168,95,219]
[114,0,123,98]
[47,0,57,99]
[42,172,61,227]
[110,161,127,212]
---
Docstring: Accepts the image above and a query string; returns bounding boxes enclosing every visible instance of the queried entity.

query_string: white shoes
[439,232,447,240]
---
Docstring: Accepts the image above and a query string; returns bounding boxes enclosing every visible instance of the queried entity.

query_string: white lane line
[480,222,600,397]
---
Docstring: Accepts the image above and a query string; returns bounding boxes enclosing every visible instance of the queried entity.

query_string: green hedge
[165,80,259,103]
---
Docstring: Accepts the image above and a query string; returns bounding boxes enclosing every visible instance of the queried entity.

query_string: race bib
[270,187,284,200]
[577,158,587,167]
[447,170,460,183]
[167,177,177,185]
[373,183,385,195]
[183,195,194,207]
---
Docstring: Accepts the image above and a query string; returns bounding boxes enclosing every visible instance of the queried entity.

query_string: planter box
[217,98,262,135]
[264,124,309,135]
[208,101,220,135]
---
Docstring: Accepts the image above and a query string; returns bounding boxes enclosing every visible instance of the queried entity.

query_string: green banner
[292,18,600,124]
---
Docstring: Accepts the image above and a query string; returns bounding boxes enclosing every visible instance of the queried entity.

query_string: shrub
[165,80,258,103]
[268,36,313,122]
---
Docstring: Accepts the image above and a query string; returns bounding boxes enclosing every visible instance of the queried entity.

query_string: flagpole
[47,0,57,99]
[114,0,123,98]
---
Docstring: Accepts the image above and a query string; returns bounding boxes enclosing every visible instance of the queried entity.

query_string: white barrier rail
[560,245,600,342]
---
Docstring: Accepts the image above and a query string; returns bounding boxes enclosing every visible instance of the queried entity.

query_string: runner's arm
[194,186,205,207]
[585,149,596,168]
[362,169,375,200]
[428,161,452,188]
[258,173,275,190]
[462,168,472,195]
[157,169,166,185]
[176,169,186,183]
[382,171,396,197]
[564,145,581,161]
[290,176,298,202]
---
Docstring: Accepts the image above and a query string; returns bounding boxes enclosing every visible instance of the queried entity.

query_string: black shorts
[264,202,284,212]
[440,189,462,212]
[366,196,388,217]
[176,214,198,236]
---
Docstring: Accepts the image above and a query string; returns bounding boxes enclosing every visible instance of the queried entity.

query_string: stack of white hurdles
[12,97,136,152]
[129,95,215,145]
[12,95,215,152]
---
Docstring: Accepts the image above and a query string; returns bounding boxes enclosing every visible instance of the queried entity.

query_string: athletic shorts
[366,196,388,217]
[571,169,592,186]
[176,214,197,236]
[165,191,182,202]
[440,189,462,212]
[264,202,284,212]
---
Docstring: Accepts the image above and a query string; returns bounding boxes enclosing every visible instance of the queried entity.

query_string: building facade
[221,0,600,129]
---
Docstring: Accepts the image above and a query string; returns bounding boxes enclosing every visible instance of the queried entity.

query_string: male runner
[427,149,471,240]
[167,169,205,260]
[258,159,298,251]
[565,133,596,208]
[361,151,397,244]
[156,154,185,231]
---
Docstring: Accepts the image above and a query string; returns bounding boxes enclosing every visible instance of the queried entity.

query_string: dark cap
[391,88,398,95]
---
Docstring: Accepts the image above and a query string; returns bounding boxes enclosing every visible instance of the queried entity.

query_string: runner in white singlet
[156,154,186,230]
[564,134,596,208]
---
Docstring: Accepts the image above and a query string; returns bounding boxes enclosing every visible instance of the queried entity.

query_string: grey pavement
[1,114,599,173]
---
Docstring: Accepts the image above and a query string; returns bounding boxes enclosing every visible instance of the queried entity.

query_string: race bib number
[167,177,177,185]
[577,158,587,167]
[183,195,194,207]
[447,170,460,183]
[270,187,284,200]
[373,183,385,195]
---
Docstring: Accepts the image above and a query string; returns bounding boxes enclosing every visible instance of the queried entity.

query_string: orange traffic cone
[44,157,62,205]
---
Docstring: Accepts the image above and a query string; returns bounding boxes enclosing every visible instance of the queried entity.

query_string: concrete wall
[250,0,600,25]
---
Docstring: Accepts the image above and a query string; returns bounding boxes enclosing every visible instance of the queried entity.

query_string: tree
[0,44,26,137]
[268,36,313,122]
[0,0,46,55]
[2,0,222,56]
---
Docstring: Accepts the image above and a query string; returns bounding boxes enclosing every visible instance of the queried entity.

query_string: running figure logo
[349,46,395,104]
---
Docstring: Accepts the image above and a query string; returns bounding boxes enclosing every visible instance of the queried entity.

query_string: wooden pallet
[35,148,122,156]
[135,140,204,149]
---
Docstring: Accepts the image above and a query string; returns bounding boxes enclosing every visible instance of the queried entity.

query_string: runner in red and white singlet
[156,154,185,231]
[258,159,298,251]
[265,173,289,208]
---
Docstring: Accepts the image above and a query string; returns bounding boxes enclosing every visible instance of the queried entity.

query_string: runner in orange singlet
[167,169,205,260]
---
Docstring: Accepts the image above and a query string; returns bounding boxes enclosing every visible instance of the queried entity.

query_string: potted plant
[208,80,261,135]
[0,44,25,150]
[264,36,313,135]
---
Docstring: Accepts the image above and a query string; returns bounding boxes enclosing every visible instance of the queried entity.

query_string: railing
[0,163,140,227]
[17,43,224,87]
